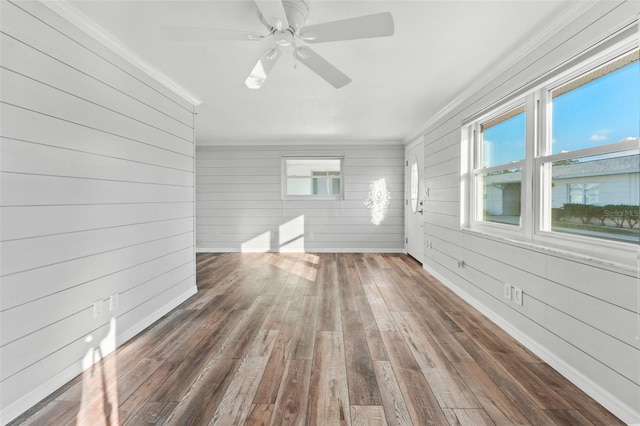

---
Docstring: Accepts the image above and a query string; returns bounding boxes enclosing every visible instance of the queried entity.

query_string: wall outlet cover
[110,294,119,311]
[504,283,512,300]
[93,300,103,318]
[514,287,523,306]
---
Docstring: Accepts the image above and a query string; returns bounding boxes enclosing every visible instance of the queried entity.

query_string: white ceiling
[67,0,576,145]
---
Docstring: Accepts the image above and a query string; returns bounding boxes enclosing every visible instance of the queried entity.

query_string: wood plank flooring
[12,253,624,425]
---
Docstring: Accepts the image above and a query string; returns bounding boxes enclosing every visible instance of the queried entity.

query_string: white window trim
[463,34,639,269]
[281,156,345,200]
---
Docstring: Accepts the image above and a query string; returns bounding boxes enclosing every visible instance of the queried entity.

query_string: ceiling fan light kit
[274,30,295,47]
[167,0,394,89]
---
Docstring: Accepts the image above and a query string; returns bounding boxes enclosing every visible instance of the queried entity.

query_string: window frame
[463,35,639,268]
[281,156,345,200]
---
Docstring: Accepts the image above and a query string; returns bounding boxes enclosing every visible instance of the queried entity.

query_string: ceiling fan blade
[245,48,282,89]
[294,46,351,89]
[254,0,289,30]
[300,12,394,43]
[162,26,266,41]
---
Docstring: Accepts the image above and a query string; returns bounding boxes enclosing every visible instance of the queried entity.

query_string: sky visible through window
[482,112,525,166]
[482,60,639,166]
[552,60,639,154]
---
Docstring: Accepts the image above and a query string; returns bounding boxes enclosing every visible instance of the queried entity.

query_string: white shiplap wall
[0,1,196,423]
[197,144,404,253]
[418,1,640,423]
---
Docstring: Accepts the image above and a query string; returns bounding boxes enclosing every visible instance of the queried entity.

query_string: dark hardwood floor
[13,253,624,425]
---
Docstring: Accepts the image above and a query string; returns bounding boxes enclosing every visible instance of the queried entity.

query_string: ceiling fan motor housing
[259,0,309,33]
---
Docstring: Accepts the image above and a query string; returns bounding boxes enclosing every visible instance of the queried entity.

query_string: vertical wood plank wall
[0,1,197,423]
[417,1,640,422]
[196,144,404,253]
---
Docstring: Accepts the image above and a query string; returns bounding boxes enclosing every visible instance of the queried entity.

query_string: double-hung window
[539,48,639,246]
[465,35,639,265]
[472,104,526,228]
[282,157,344,200]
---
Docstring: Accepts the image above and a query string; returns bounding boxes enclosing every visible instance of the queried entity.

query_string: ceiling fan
[165,0,394,89]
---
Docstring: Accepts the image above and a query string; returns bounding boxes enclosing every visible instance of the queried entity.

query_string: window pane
[287,177,312,195]
[410,158,419,213]
[312,177,321,194]
[549,151,639,244]
[311,177,341,195]
[551,50,639,154]
[287,158,341,176]
[331,178,340,195]
[480,107,526,167]
[478,168,521,226]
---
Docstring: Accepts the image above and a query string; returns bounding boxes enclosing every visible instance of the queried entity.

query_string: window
[410,157,419,212]
[283,157,344,199]
[465,40,639,263]
[566,183,599,205]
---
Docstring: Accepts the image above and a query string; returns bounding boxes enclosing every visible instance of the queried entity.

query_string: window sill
[282,196,344,201]
[461,227,639,276]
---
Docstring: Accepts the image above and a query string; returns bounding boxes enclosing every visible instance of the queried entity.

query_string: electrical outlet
[308,232,314,240]
[504,283,512,300]
[110,294,119,311]
[514,287,523,306]
[93,300,103,318]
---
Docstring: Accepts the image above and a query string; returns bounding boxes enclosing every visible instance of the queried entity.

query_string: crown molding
[40,0,202,106]
[403,0,599,144]
[196,139,403,147]
[404,134,425,151]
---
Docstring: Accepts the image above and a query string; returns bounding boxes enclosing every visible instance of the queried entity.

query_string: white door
[405,141,424,262]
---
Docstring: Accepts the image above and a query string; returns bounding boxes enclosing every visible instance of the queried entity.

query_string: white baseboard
[196,247,240,253]
[422,263,640,426]
[0,285,197,426]
[1,357,83,426]
[196,247,406,254]
[116,285,197,346]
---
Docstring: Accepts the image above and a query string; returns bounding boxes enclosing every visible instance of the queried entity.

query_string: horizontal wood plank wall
[196,144,404,253]
[0,1,196,423]
[417,1,640,423]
